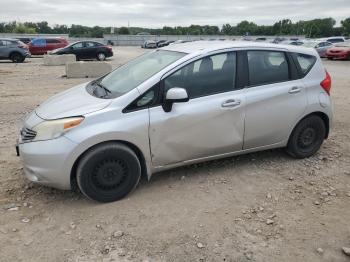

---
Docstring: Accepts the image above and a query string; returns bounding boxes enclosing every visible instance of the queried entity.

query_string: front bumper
[18,136,77,190]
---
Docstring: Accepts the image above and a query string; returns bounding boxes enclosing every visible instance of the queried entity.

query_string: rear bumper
[326,53,349,60]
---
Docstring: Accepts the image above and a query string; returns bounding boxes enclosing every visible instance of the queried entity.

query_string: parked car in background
[326,42,350,60]
[280,40,304,46]
[28,37,68,55]
[0,38,30,63]
[157,40,175,47]
[141,40,157,49]
[15,37,33,44]
[325,37,346,43]
[17,41,332,202]
[170,40,192,45]
[156,40,167,47]
[302,41,333,57]
[255,37,267,42]
[51,41,113,61]
[271,37,287,44]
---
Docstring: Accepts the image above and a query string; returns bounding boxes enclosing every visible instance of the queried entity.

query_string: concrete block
[65,61,112,78]
[43,54,76,66]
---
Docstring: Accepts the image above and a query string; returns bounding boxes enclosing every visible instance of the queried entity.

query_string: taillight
[320,70,331,95]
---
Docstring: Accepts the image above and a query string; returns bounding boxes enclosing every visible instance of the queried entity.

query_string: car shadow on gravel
[21,148,291,205]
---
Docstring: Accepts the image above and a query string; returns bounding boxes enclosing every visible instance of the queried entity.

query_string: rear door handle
[221,99,241,108]
[289,86,302,94]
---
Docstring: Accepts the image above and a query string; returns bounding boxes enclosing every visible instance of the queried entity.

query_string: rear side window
[295,53,316,77]
[86,42,96,47]
[247,51,289,86]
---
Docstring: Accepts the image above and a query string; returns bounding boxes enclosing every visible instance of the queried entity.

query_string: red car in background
[28,37,68,55]
[326,42,350,60]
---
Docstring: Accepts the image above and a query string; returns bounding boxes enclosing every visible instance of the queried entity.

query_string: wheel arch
[9,51,24,59]
[70,140,149,191]
[289,111,330,143]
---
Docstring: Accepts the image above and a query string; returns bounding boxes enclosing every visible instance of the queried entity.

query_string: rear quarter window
[295,53,317,77]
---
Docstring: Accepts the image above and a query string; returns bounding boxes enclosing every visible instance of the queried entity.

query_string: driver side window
[164,52,237,99]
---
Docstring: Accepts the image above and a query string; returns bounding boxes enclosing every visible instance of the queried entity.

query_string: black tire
[286,115,326,159]
[77,142,141,202]
[10,53,25,63]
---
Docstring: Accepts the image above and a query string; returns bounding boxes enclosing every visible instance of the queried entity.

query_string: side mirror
[163,87,189,112]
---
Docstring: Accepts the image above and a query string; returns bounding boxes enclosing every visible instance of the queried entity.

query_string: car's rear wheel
[286,115,326,159]
[97,52,106,61]
[77,142,141,202]
[10,53,25,63]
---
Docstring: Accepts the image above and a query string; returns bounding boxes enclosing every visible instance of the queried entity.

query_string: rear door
[149,51,246,166]
[0,40,8,57]
[243,49,307,149]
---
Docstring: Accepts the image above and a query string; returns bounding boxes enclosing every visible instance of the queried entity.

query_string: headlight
[32,117,84,141]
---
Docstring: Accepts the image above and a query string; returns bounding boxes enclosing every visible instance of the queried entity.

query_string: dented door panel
[149,90,245,167]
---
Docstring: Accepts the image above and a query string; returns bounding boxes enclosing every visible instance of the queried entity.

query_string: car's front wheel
[97,52,106,61]
[286,115,326,159]
[77,142,141,202]
[10,53,25,63]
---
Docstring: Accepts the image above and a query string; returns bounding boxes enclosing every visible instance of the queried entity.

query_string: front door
[149,52,245,167]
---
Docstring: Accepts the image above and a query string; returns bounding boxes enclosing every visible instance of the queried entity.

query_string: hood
[51,47,64,54]
[35,82,112,120]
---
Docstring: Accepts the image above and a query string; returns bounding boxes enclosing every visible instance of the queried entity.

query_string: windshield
[99,50,186,96]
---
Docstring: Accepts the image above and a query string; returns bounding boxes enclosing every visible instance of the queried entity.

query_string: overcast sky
[1,0,350,28]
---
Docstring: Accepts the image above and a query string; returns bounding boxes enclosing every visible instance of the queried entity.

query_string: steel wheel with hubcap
[77,142,141,202]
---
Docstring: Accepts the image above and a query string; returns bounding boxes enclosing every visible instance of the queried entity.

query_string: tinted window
[295,53,316,77]
[247,51,289,86]
[327,38,344,43]
[164,52,236,99]
[46,39,61,44]
[31,38,46,46]
[86,42,96,47]
[72,42,83,49]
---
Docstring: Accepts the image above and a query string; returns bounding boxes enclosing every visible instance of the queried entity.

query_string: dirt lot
[0,47,349,262]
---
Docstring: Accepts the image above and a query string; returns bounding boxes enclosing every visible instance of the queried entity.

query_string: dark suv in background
[0,38,31,63]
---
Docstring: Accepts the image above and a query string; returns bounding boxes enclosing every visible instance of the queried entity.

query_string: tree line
[0,18,349,38]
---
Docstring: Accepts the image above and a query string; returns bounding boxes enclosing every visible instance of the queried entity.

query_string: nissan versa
[17,41,333,202]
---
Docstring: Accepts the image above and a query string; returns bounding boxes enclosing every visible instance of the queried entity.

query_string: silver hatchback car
[17,41,333,202]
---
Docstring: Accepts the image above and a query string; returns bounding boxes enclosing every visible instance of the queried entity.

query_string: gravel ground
[0,47,349,262]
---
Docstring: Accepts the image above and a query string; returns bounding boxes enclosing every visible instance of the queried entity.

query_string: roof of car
[0,38,20,41]
[161,40,316,56]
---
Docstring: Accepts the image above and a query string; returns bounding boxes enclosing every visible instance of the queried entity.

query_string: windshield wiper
[91,80,111,98]
[95,82,111,94]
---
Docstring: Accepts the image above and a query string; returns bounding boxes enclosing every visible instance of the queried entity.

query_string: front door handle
[289,86,302,94]
[221,99,241,108]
